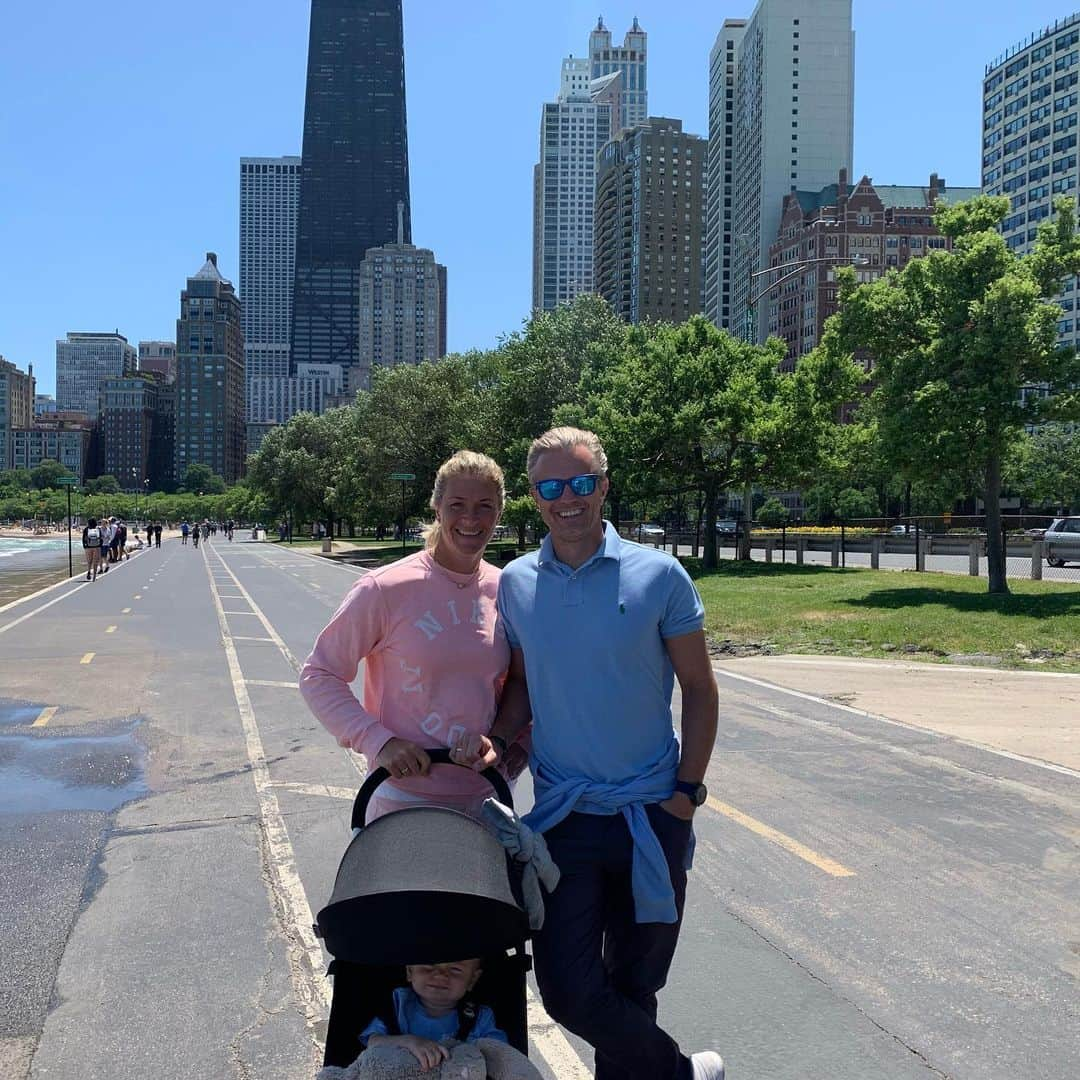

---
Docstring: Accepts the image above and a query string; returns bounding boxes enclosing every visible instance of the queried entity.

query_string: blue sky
[1,1,1075,394]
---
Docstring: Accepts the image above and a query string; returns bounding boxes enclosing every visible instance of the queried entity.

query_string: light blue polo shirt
[496,522,705,923]
[498,521,704,784]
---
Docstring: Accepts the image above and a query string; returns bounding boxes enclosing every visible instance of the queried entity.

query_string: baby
[360,959,506,1070]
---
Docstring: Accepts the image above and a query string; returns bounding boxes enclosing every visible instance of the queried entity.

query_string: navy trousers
[533,805,693,1080]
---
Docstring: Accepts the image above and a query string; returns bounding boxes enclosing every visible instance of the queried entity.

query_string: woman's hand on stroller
[367,1033,449,1071]
[452,732,500,772]
[375,738,432,780]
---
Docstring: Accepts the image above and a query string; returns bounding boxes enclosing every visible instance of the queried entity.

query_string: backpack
[85,528,102,548]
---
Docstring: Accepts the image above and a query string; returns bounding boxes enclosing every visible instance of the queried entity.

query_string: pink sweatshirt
[299,551,510,815]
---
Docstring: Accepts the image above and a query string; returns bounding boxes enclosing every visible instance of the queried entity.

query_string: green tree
[756,498,790,529]
[1006,423,1080,513]
[825,194,1080,593]
[834,487,878,522]
[572,317,863,568]
[179,463,226,494]
[501,494,542,548]
[30,459,69,489]
[0,469,34,495]
[85,474,121,495]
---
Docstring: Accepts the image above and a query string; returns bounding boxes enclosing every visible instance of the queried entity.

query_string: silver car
[1043,517,1080,567]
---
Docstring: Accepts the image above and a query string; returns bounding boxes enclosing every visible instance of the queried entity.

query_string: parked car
[715,520,739,537]
[637,523,665,540]
[887,524,912,536]
[1042,517,1080,567]
[1024,526,1048,540]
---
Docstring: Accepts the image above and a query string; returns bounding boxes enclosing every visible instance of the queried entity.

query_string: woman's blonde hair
[526,426,609,481]
[423,450,506,551]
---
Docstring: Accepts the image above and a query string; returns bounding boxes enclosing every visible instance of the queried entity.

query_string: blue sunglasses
[534,473,600,501]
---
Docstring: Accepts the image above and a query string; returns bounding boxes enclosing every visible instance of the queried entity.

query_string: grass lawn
[689,561,1080,672]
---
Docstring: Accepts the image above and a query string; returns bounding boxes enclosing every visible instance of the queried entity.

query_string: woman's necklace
[430,549,482,589]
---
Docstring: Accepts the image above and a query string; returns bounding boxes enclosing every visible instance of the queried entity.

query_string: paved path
[1,539,1077,1079]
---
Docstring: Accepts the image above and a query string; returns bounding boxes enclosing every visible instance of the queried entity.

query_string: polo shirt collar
[538,520,623,571]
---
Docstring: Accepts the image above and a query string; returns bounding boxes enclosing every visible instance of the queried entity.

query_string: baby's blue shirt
[360,987,507,1046]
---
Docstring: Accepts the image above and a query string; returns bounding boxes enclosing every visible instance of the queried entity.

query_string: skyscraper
[138,341,177,384]
[706,0,854,342]
[588,16,648,134]
[983,14,1080,358]
[0,356,35,472]
[174,254,245,484]
[594,118,707,324]
[55,332,137,419]
[291,0,411,392]
[240,156,300,415]
[532,58,621,312]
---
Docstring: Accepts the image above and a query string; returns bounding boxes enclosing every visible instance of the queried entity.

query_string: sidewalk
[713,654,1080,772]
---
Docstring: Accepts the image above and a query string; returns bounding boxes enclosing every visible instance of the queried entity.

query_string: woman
[300,451,521,822]
[81,517,104,581]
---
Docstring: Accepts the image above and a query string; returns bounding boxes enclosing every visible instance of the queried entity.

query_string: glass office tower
[290,0,412,392]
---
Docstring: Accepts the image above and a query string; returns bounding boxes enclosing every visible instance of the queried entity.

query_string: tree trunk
[739,477,754,561]
[984,452,1010,595]
[702,483,719,570]
[517,522,527,548]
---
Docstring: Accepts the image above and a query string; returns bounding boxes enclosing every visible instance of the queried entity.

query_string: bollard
[796,537,806,565]
[765,538,774,563]
[870,538,881,570]
[969,540,980,577]
[322,537,333,553]
[831,539,840,568]
[1031,540,1043,581]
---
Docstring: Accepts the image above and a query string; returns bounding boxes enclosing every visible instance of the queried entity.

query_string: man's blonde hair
[526,427,609,481]
[424,450,505,551]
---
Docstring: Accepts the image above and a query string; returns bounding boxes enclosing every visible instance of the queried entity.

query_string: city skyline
[3,0,1076,395]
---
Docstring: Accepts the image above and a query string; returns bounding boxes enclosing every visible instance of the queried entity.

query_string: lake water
[0,536,76,606]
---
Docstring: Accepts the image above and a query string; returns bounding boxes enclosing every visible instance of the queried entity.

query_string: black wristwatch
[489,734,508,757]
[675,781,708,807]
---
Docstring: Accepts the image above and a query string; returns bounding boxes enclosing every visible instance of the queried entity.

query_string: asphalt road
[0,538,1077,1079]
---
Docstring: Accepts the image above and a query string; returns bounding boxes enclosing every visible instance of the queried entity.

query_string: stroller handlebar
[350,748,513,830]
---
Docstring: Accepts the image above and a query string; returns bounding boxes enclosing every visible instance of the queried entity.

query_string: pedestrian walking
[145,522,153,549]
[181,521,189,545]
[154,522,162,548]
[192,523,200,549]
[99,519,113,571]
[81,517,104,581]
[459,427,724,1080]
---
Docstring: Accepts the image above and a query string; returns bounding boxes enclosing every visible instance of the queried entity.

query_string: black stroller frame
[318,750,533,1068]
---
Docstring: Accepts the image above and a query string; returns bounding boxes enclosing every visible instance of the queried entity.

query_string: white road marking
[122,607,132,614]
[232,636,277,643]
[200,547,330,1031]
[0,583,89,636]
[715,666,1080,782]
[223,611,261,616]
[105,625,117,634]
[0,575,87,617]
[525,986,592,1078]
[246,679,301,689]
[273,781,355,801]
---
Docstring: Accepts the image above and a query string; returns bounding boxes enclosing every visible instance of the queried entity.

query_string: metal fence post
[1031,540,1043,581]
[831,539,840,568]
[840,522,847,568]
[765,537,774,563]
[969,540,980,577]
[871,537,881,570]
[796,537,806,565]
[781,524,787,563]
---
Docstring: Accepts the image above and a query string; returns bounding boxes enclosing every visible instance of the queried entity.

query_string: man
[154,522,162,548]
[459,427,723,1080]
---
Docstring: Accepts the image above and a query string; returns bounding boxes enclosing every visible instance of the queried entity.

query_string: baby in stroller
[316,751,547,1080]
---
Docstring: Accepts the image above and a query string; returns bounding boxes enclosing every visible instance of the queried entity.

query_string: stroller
[317,749,533,1069]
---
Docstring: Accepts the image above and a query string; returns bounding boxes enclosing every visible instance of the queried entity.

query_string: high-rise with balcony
[707,0,854,343]
[532,55,623,311]
[594,118,707,323]
[56,332,137,419]
[983,14,1080,357]
[291,0,411,393]
[240,156,300,415]
[588,16,647,134]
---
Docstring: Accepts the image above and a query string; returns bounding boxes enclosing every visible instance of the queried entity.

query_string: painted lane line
[122,607,132,614]
[0,582,89,636]
[714,666,1080,783]
[246,679,302,689]
[200,547,330,1029]
[310,582,321,589]
[223,611,261,616]
[106,626,117,634]
[33,707,58,728]
[233,636,277,643]
[134,594,142,600]
[80,653,95,665]
[525,986,592,1079]
[0,575,87,617]
[273,781,355,801]
[705,796,856,878]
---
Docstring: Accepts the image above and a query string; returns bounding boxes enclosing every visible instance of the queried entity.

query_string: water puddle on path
[0,719,147,814]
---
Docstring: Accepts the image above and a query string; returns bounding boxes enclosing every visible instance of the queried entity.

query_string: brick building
[765,170,979,370]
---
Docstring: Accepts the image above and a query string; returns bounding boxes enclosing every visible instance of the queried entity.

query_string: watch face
[678,782,707,806]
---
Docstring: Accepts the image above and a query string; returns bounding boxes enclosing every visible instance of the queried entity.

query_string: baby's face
[407,959,482,1013]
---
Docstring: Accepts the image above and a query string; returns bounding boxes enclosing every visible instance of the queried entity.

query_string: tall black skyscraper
[291,0,411,391]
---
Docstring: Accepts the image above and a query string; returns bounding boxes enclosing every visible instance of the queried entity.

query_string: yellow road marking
[705,796,856,878]
[33,706,58,728]
[133,594,142,600]
[105,625,117,633]
[80,652,95,665]
[122,607,131,613]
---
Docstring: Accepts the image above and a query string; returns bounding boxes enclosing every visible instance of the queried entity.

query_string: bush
[756,498,790,528]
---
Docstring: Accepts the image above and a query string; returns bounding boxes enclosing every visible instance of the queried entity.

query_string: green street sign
[56,477,79,486]
[389,472,416,481]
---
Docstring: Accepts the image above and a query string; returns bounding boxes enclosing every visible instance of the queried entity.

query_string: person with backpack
[181,521,189,545]
[82,517,104,581]
[115,520,129,561]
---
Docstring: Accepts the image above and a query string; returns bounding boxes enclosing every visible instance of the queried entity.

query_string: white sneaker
[690,1051,725,1080]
